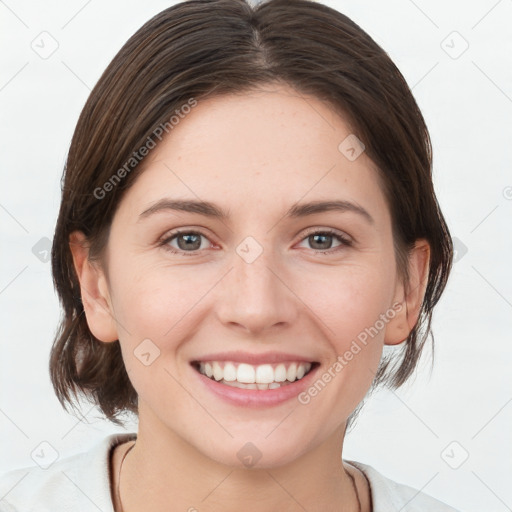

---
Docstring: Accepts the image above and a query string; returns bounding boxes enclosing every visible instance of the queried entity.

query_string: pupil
[312,234,331,250]
[178,234,201,250]
[176,234,332,251]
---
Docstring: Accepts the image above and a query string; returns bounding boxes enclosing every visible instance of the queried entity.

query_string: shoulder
[346,460,461,512]
[0,432,137,512]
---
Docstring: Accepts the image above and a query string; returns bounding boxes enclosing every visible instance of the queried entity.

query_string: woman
[0,0,458,510]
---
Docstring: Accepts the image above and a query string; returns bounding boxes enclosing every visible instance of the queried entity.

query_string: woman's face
[81,83,419,467]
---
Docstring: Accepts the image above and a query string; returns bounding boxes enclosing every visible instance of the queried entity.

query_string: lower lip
[192,364,320,408]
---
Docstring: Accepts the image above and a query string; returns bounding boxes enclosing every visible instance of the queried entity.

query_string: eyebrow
[138,198,374,225]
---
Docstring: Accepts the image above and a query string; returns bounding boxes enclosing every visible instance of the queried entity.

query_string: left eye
[160,229,352,256]
[297,229,352,252]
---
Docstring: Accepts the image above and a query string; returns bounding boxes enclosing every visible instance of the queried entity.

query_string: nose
[215,242,299,336]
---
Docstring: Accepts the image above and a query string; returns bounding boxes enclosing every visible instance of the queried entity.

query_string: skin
[70,83,430,512]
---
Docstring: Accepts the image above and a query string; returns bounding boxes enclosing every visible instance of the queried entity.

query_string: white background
[1,1,511,511]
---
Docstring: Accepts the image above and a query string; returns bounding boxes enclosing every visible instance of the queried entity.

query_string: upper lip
[191,351,318,365]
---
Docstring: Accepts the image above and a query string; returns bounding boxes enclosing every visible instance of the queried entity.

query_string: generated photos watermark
[93,97,198,200]
[298,302,403,405]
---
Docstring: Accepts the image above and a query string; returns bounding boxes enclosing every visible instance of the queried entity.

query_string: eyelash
[158,228,353,257]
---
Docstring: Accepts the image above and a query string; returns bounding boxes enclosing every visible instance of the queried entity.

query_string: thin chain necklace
[116,442,135,512]
[348,469,362,512]
[116,442,361,512]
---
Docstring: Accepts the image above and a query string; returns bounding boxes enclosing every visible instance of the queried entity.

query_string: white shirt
[0,433,460,511]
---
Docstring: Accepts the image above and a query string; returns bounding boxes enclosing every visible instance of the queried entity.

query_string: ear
[384,239,430,346]
[69,230,118,343]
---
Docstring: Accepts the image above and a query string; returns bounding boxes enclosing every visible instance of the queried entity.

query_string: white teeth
[237,363,256,383]
[212,362,223,381]
[274,364,287,382]
[223,362,237,382]
[286,363,297,382]
[219,379,284,390]
[255,364,274,384]
[196,360,313,387]
[220,380,240,388]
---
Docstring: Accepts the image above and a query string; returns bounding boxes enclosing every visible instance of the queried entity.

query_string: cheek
[296,263,396,346]
[109,261,205,349]
[294,262,396,405]
[290,268,394,424]
[111,251,396,353]
[108,265,205,401]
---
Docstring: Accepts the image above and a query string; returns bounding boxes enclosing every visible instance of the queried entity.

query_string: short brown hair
[50,0,453,426]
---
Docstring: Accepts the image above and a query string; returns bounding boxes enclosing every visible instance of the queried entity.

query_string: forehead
[117,84,389,224]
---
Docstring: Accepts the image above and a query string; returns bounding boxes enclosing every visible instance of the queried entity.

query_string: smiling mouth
[191,360,319,390]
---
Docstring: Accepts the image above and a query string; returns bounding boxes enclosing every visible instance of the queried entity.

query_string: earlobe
[69,230,118,343]
[384,239,430,346]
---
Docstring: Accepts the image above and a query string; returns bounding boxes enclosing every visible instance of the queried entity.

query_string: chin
[191,430,314,470]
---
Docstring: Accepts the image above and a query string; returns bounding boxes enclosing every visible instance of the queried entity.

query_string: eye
[296,228,352,254]
[159,228,353,256]
[160,230,212,256]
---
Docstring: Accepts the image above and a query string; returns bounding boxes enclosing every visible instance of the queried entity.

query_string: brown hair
[50,0,453,426]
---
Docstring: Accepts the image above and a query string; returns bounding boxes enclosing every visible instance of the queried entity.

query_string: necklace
[116,441,135,512]
[116,443,361,512]
[348,468,362,512]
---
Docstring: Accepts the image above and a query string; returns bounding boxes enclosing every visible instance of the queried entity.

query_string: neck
[116,405,368,512]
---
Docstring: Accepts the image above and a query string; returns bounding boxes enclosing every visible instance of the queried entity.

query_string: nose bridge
[216,234,297,333]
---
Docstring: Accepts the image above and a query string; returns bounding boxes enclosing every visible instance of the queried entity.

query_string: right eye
[160,230,212,256]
